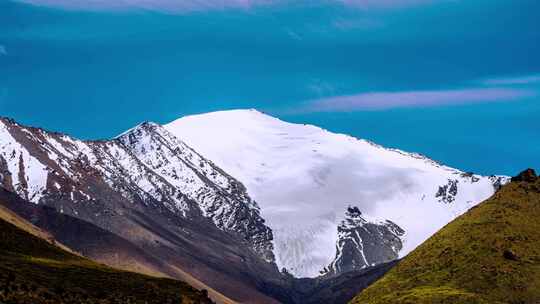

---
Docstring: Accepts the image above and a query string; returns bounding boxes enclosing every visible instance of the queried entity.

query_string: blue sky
[0,0,539,175]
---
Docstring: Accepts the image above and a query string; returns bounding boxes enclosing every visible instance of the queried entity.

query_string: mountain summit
[166,109,508,277]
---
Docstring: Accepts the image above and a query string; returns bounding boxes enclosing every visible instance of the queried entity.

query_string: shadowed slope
[350,169,540,304]
[0,205,214,304]
[0,204,75,255]
[0,187,237,304]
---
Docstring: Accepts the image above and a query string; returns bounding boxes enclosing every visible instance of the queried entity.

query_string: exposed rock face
[0,118,273,261]
[489,175,509,191]
[326,207,404,276]
[436,179,459,203]
[116,122,274,261]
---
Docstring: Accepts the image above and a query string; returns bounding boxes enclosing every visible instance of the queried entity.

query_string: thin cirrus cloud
[338,0,442,9]
[302,88,537,113]
[481,75,540,86]
[16,0,275,11]
[16,0,446,11]
[332,18,384,30]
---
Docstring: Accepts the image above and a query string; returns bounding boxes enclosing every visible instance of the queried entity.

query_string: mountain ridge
[0,110,511,303]
[0,115,282,303]
[165,109,509,277]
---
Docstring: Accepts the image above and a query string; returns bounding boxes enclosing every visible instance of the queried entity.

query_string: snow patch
[0,121,48,203]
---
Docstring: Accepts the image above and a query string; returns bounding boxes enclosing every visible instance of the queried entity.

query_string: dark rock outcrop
[511,168,537,183]
[325,207,404,276]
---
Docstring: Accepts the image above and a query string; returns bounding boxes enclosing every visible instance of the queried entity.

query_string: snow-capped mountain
[0,118,273,260]
[166,109,509,278]
[0,109,509,284]
[116,122,274,261]
[0,117,282,303]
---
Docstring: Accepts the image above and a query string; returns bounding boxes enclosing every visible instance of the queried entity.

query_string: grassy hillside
[0,211,214,304]
[350,169,540,304]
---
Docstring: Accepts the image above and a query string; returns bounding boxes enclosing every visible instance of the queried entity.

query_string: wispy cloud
[16,0,449,12]
[0,45,6,56]
[18,0,278,12]
[482,75,540,86]
[307,79,337,96]
[301,88,536,112]
[332,18,383,30]
[337,0,440,9]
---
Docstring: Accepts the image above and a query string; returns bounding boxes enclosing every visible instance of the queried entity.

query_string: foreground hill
[350,169,540,304]
[0,202,214,304]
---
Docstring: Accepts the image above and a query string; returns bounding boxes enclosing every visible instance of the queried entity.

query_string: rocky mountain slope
[350,169,540,304]
[325,207,404,276]
[0,117,273,260]
[0,198,214,304]
[0,117,280,303]
[166,109,508,278]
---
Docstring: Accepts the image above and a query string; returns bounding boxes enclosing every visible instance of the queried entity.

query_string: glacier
[166,109,508,278]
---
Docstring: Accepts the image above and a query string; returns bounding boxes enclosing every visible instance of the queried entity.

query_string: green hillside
[0,211,214,304]
[350,169,540,304]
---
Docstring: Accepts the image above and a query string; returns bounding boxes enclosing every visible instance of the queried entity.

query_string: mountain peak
[167,108,276,129]
[164,110,508,278]
[115,120,162,139]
